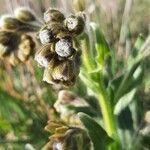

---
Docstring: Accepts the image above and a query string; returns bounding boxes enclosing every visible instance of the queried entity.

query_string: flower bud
[43,67,56,85]
[39,27,54,44]
[44,8,65,23]
[44,123,91,150]
[35,43,54,68]
[52,60,75,82]
[64,15,85,35]
[55,38,75,57]
[47,22,67,38]
[14,7,36,22]
[18,34,35,62]
[0,15,25,31]
[0,31,20,57]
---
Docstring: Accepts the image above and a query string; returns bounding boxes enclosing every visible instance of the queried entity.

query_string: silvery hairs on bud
[14,7,36,22]
[39,28,54,44]
[55,38,75,57]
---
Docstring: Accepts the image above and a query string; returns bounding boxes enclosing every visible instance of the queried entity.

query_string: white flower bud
[39,29,54,44]
[55,38,74,57]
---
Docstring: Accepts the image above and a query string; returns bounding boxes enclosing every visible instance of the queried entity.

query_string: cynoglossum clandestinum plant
[35,8,85,87]
[44,120,91,150]
[0,7,38,65]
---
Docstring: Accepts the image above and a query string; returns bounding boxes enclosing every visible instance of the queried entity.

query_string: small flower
[14,7,36,22]
[44,8,65,24]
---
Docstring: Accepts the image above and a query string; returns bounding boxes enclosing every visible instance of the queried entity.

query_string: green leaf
[67,105,98,117]
[114,88,136,115]
[131,34,145,58]
[113,60,143,104]
[0,88,27,122]
[0,116,12,132]
[78,112,113,150]
[90,22,110,68]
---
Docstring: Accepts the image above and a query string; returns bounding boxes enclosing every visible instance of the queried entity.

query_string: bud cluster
[0,7,36,65]
[35,8,85,87]
[44,120,91,150]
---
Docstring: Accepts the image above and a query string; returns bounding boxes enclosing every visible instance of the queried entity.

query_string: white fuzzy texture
[34,53,49,68]
[55,39,72,57]
[66,17,78,30]
[53,142,62,150]
[39,30,51,44]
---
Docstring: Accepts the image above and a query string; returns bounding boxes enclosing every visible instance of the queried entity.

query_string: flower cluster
[44,120,91,150]
[35,8,85,87]
[0,7,36,65]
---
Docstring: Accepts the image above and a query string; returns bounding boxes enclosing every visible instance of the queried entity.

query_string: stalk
[95,83,120,150]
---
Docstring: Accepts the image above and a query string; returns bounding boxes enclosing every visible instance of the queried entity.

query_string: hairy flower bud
[0,31,20,57]
[44,121,91,150]
[64,15,85,35]
[14,7,36,22]
[44,8,65,23]
[17,34,35,62]
[39,27,54,44]
[0,15,25,31]
[55,38,75,57]
[35,43,54,67]
[52,60,75,82]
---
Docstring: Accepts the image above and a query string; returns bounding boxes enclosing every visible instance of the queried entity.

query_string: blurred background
[0,0,149,149]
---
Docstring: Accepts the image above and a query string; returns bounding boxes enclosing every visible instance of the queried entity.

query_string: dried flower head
[14,7,36,22]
